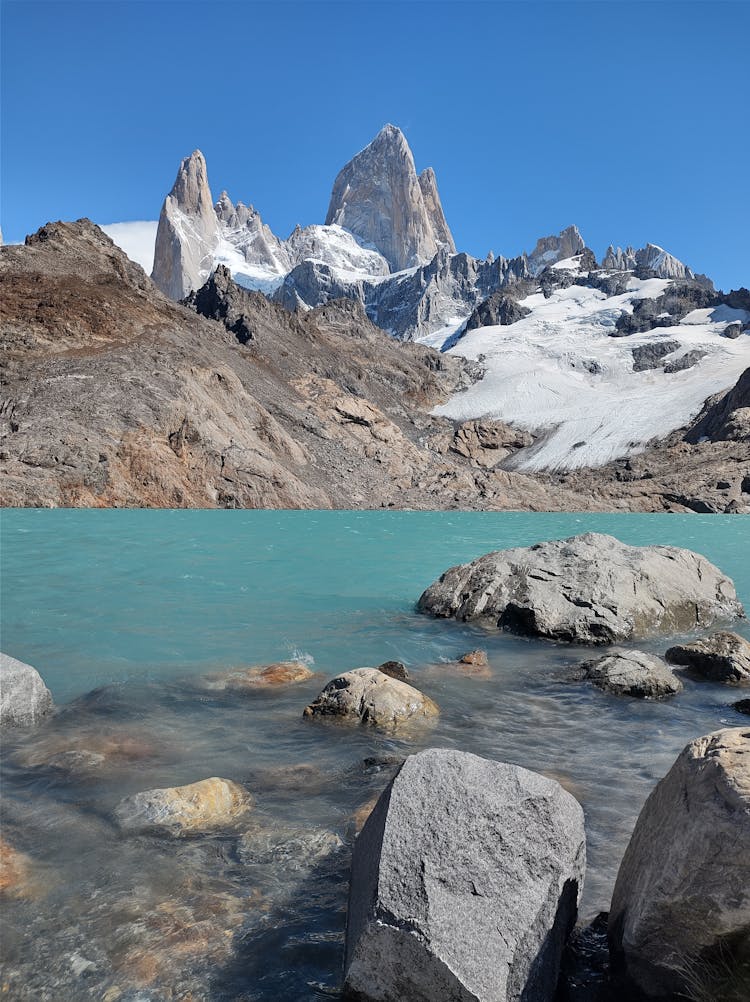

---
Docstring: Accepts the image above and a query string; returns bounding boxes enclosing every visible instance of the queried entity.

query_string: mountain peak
[528,225,587,274]
[325,125,454,271]
[152,148,219,299]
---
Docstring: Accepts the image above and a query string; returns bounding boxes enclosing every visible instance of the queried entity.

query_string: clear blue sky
[2,0,748,289]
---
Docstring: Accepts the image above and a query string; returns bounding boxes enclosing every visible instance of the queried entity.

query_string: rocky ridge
[2,219,749,511]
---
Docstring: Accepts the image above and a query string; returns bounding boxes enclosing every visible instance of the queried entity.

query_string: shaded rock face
[302,667,438,731]
[152,150,219,300]
[665,631,750,684]
[344,748,586,1002]
[578,650,682,699]
[663,348,707,373]
[613,281,715,337]
[0,652,54,728]
[418,533,744,644]
[114,777,252,836]
[686,367,750,443]
[609,728,750,999]
[463,291,531,332]
[325,124,455,271]
[183,264,257,343]
[631,340,681,372]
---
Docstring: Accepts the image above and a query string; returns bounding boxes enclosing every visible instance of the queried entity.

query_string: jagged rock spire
[152,149,219,299]
[325,124,455,272]
[528,225,587,274]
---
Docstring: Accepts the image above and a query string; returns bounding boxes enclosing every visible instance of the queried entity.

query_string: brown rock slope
[1,219,747,511]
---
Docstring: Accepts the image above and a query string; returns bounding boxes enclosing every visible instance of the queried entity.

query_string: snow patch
[435,281,750,471]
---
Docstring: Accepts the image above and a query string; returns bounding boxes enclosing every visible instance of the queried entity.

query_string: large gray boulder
[665,631,750,684]
[344,749,586,1002]
[418,533,744,645]
[0,652,54,727]
[609,727,750,998]
[577,649,683,699]
[303,667,438,732]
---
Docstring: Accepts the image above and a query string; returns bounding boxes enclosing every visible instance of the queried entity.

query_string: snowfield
[431,279,750,471]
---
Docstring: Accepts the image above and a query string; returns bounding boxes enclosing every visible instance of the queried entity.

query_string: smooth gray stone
[344,748,586,1002]
[0,652,54,727]
[418,532,744,645]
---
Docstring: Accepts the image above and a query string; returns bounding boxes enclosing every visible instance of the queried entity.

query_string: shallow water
[1,510,749,1000]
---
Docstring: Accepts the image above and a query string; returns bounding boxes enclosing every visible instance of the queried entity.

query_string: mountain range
[136,124,750,471]
[1,125,748,510]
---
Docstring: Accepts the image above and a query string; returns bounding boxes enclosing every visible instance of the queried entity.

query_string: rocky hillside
[1,220,748,511]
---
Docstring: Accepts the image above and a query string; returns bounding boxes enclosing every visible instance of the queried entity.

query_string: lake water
[1,510,749,1000]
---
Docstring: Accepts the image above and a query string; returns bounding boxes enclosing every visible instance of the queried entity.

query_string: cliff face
[2,220,748,513]
[152,150,219,299]
[325,124,455,271]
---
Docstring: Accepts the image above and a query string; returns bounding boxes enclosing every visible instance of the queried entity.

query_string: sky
[1,0,748,289]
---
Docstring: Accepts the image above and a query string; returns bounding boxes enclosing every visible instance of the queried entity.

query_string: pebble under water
[1,510,749,1001]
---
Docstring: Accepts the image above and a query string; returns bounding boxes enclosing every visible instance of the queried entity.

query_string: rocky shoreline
[2,532,749,1000]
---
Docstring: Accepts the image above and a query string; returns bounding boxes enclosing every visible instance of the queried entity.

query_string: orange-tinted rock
[459,649,489,666]
[115,777,253,836]
[209,661,314,691]
[0,838,32,898]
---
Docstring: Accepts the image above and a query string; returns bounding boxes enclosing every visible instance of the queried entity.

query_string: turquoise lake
[1,510,749,1000]
[3,510,749,702]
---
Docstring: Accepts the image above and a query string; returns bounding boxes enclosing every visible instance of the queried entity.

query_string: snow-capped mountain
[119,125,750,473]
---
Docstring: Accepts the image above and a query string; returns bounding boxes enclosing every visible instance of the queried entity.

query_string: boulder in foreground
[0,652,54,728]
[665,631,750,685]
[418,533,743,644]
[303,668,438,731]
[114,777,252,836]
[609,727,750,998]
[578,649,683,699]
[344,748,586,1002]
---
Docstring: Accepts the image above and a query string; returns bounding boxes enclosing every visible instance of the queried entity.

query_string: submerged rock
[344,749,585,1002]
[302,667,438,731]
[0,837,34,898]
[734,698,750,716]
[609,727,750,999]
[665,631,750,684]
[418,533,744,644]
[459,648,489,666]
[114,777,252,836]
[0,652,54,728]
[206,660,315,690]
[578,650,683,699]
[238,824,342,870]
